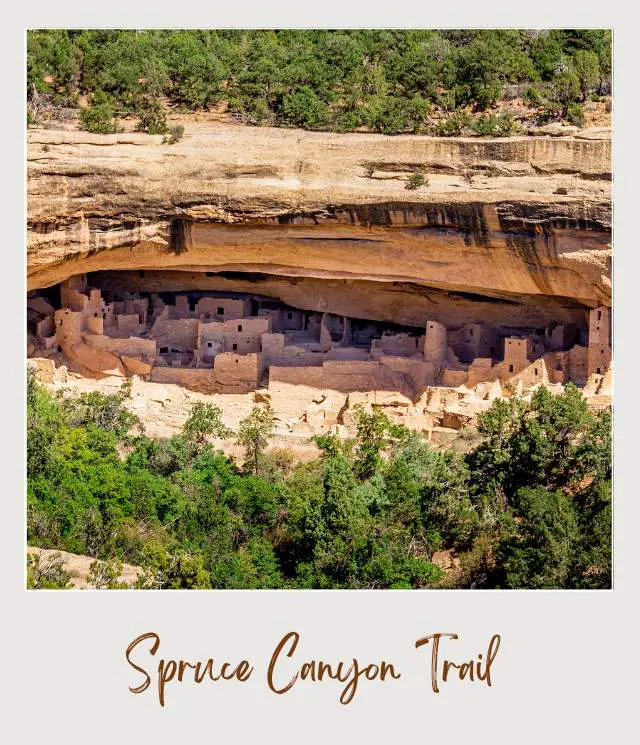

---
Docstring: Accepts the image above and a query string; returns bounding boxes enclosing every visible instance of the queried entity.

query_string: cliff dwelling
[26,123,612,442]
[27,267,612,442]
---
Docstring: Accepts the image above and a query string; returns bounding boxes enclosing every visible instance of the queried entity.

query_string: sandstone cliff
[27,123,611,329]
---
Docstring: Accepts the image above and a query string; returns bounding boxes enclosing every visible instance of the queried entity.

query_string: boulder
[68,341,125,376]
[575,127,611,141]
[431,550,460,572]
[527,123,579,137]
[121,355,153,376]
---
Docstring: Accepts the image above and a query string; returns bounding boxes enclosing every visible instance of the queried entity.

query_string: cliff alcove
[26,124,612,436]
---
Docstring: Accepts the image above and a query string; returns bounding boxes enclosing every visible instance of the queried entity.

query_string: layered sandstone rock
[27,123,611,329]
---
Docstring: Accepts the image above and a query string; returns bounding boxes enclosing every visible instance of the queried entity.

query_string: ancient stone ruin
[27,271,612,442]
[26,124,612,441]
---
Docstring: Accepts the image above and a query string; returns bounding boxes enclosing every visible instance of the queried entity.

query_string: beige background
[4,4,637,742]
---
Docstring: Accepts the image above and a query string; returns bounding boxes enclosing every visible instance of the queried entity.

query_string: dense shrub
[79,89,118,133]
[280,87,330,128]
[135,97,168,134]
[523,86,544,107]
[470,112,517,137]
[550,68,581,117]
[434,110,471,136]
[567,102,585,127]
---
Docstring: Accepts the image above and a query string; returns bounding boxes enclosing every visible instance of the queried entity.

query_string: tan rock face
[27,123,611,329]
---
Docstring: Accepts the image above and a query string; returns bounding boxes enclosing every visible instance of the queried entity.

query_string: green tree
[352,405,392,480]
[182,401,231,451]
[468,384,607,506]
[152,549,212,589]
[27,367,63,478]
[61,380,139,439]
[495,486,579,588]
[237,405,275,475]
[572,49,600,100]
[550,66,581,116]
[570,479,611,588]
[421,450,479,552]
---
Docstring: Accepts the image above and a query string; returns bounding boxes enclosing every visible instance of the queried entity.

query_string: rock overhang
[27,123,611,329]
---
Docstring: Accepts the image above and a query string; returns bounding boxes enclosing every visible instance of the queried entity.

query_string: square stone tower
[503,337,529,375]
[587,306,612,376]
[424,321,447,363]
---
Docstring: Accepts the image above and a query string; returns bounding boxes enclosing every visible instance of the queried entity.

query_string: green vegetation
[26,30,611,134]
[237,405,275,476]
[434,110,472,136]
[134,97,168,134]
[78,89,118,133]
[470,112,518,137]
[405,172,428,191]
[86,558,130,589]
[27,551,71,589]
[183,401,232,451]
[27,369,611,589]
[566,102,585,127]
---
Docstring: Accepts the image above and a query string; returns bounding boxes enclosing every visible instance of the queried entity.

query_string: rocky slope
[27,122,611,328]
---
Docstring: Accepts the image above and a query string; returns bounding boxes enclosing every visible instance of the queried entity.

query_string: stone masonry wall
[84,333,156,359]
[150,318,200,350]
[150,366,217,393]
